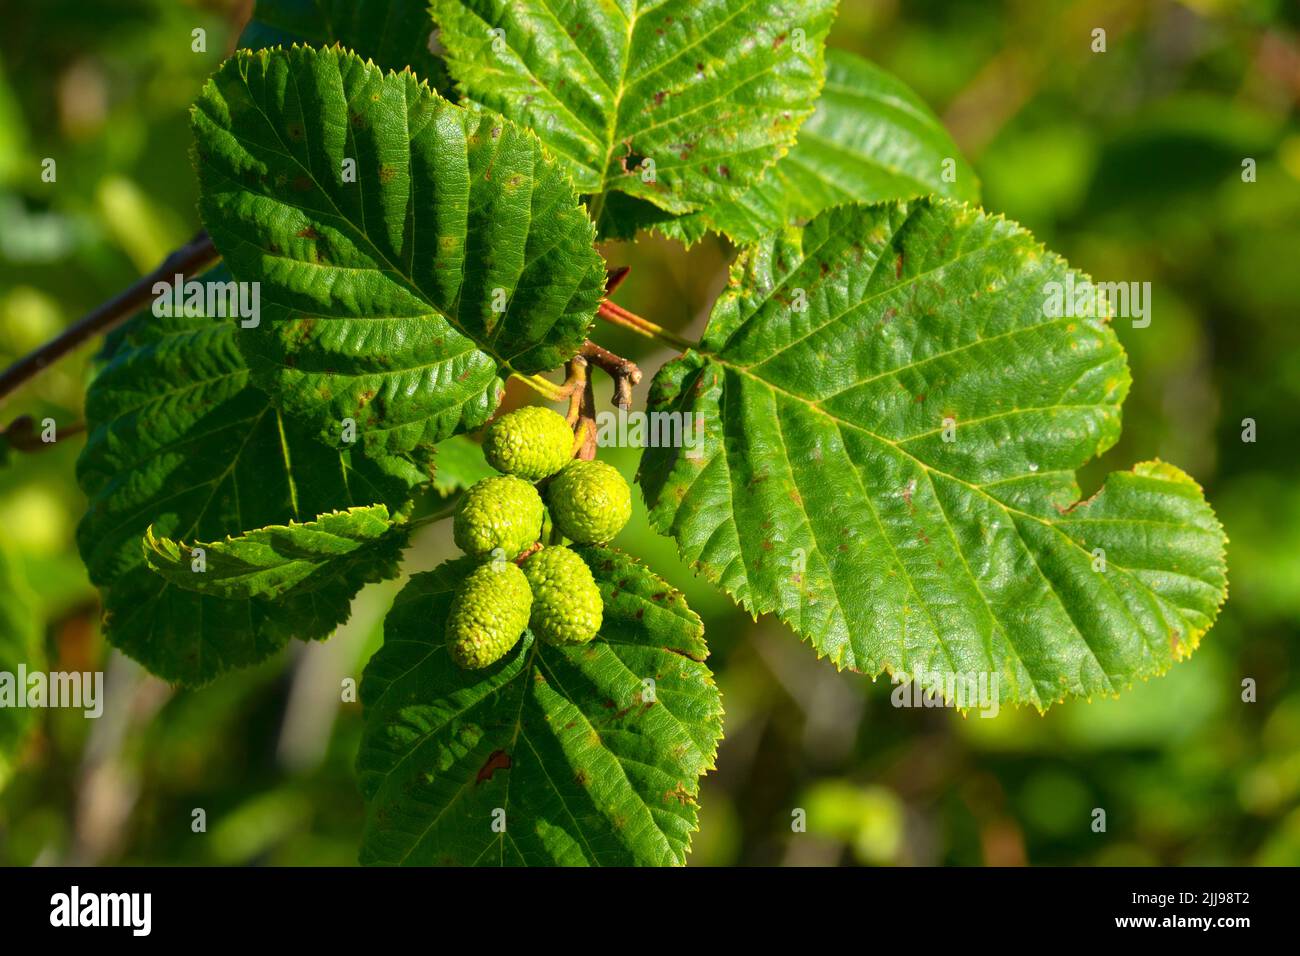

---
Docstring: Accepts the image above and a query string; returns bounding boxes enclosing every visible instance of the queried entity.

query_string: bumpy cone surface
[453,475,544,559]
[547,460,632,544]
[523,546,603,646]
[445,561,533,669]
[483,405,575,480]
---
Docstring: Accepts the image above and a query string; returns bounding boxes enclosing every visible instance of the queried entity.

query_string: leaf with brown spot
[476,749,512,783]
[433,0,835,224]
[641,199,1227,710]
[358,546,721,865]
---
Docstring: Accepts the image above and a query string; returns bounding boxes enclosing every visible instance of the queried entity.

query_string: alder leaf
[76,273,424,686]
[357,546,722,865]
[238,0,451,91]
[640,199,1228,710]
[431,434,496,495]
[662,49,981,244]
[432,0,837,216]
[192,46,605,466]
[144,504,407,600]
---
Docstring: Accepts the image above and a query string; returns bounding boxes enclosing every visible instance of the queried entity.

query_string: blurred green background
[1,0,1297,866]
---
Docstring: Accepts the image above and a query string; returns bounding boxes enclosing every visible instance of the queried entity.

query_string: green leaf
[143,504,407,600]
[640,199,1228,710]
[192,45,605,466]
[431,434,496,495]
[0,543,43,789]
[357,546,722,865]
[662,49,982,245]
[238,0,451,92]
[76,272,424,686]
[432,0,837,216]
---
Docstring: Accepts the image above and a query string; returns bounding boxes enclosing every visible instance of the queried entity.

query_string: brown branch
[563,355,588,426]
[576,374,597,461]
[561,354,597,461]
[546,341,641,411]
[2,415,86,452]
[513,541,544,565]
[580,340,641,410]
[0,231,219,403]
[558,354,597,458]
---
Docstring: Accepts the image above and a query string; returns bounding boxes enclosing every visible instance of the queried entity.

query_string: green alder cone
[445,561,533,669]
[522,546,603,646]
[547,460,632,544]
[453,476,545,559]
[482,406,574,480]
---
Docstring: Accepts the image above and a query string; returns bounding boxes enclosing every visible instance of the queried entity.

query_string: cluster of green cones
[444,406,633,669]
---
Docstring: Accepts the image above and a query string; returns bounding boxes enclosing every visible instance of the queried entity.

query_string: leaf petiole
[597,300,695,352]
[513,372,569,402]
